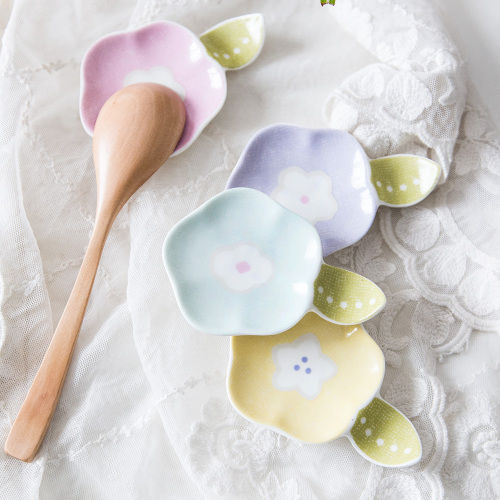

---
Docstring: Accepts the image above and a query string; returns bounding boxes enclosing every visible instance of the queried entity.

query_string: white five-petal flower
[271,333,338,400]
[211,242,273,293]
[123,66,186,100]
[271,167,338,225]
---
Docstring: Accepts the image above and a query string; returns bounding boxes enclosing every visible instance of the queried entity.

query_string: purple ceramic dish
[226,124,441,256]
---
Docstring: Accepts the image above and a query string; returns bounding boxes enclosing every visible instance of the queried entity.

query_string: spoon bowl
[93,83,186,221]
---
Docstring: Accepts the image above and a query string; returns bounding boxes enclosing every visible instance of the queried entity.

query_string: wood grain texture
[4,83,186,462]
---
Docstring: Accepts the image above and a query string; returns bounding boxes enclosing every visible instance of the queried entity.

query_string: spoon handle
[4,219,110,462]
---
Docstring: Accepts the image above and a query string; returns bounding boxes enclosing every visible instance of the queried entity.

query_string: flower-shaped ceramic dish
[226,124,441,256]
[80,14,265,155]
[163,188,386,335]
[229,313,422,468]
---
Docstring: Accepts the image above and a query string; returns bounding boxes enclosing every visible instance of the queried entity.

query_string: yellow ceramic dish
[228,312,421,467]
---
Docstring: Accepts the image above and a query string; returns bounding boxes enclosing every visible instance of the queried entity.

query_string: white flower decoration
[123,66,186,100]
[271,167,338,225]
[271,333,337,400]
[211,242,273,293]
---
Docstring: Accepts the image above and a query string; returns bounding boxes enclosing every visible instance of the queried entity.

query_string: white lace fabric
[0,0,499,499]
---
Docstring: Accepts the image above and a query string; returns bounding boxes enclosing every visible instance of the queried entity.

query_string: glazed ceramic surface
[200,14,265,70]
[163,188,322,335]
[313,264,385,324]
[228,312,422,467]
[229,312,385,442]
[80,14,265,155]
[226,124,441,256]
[163,188,386,335]
[349,397,421,467]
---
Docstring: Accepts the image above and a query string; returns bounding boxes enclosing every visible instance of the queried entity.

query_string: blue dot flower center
[294,365,300,371]
[302,356,308,363]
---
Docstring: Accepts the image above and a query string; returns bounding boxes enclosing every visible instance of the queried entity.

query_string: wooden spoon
[4,83,186,462]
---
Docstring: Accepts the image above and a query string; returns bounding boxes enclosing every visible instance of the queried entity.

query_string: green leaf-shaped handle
[200,14,265,70]
[313,264,386,325]
[370,155,441,207]
[349,397,422,467]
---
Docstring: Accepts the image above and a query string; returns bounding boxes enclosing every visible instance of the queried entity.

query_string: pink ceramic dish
[80,21,227,155]
[80,15,265,155]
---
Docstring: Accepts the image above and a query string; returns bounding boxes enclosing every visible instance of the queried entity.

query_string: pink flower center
[236,261,251,274]
[300,195,310,204]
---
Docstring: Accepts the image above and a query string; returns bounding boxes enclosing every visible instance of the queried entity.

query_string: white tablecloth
[1,1,499,499]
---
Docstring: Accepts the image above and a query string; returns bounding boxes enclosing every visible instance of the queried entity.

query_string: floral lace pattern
[186,394,439,499]
[321,1,500,499]
[1,0,499,499]
[444,391,500,499]
[186,398,287,497]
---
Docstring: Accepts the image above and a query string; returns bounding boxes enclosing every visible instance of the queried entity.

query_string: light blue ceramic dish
[163,188,322,335]
[163,188,386,336]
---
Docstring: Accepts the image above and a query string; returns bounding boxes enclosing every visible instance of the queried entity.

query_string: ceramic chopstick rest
[229,313,422,468]
[80,14,265,155]
[226,124,441,256]
[163,188,385,336]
